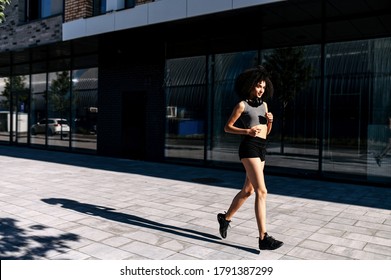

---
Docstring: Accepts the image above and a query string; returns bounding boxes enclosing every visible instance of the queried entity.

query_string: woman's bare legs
[218,157,283,249]
[225,176,254,221]
[224,157,267,239]
[241,158,267,239]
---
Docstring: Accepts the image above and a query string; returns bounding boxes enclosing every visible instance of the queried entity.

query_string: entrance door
[122,91,146,159]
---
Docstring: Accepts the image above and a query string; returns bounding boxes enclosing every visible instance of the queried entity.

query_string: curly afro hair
[234,65,274,101]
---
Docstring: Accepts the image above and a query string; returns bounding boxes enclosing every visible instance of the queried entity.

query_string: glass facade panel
[324,40,377,178]
[323,38,391,181]
[0,76,11,142]
[6,68,98,153]
[71,68,98,152]
[164,38,391,184]
[93,0,107,15]
[164,56,207,161]
[369,38,391,181]
[209,51,259,163]
[30,73,47,146]
[0,74,30,144]
[13,75,30,144]
[261,45,321,172]
[47,71,71,150]
[26,0,63,21]
[0,0,389,185]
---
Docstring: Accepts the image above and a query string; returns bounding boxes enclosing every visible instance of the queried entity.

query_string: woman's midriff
[252,124,268,139]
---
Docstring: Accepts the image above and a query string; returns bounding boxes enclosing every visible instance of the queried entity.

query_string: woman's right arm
[224,102,253,136]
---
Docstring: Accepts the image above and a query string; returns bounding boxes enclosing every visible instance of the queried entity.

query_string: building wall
[0,1,62,52]
[1,0,390,186]
[64,0,93,22]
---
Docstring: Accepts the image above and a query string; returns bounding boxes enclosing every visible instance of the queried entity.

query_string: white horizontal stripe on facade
[63,0,285,41]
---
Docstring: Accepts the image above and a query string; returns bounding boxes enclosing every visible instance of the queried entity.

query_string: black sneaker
[259,233,284,250]
[217,213,231,239]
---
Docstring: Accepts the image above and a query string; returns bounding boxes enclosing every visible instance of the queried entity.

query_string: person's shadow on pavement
[42,198,259,255]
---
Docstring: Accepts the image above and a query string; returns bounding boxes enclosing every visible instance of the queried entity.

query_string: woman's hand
[265,112,273,124]
[248,127,262,137]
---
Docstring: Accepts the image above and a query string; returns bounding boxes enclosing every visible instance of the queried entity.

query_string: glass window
[0,76,11,142]
[42,0,63,18]
[209,47,321,173]
[27,0,40,21]
[369,38,391,181]
[30,73,47,146]
[261,45,321,172]
[125,0,135,9]
[47,71,71,150]
[319,38,391,182]
[93,0,107,15]
[0,75,30,144]
[71,68,98,152]
[26,0,63,21]
[209,51,259,163]
[12,75,30,144]
[164,57,206,161]
[164,38,390,184]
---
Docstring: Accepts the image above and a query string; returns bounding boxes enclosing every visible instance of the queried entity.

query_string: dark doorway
[122,91,146,160]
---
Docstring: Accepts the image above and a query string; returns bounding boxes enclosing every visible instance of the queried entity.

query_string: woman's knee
[255,188,267,199]
[242,177,255,197]
[242,188,254,197]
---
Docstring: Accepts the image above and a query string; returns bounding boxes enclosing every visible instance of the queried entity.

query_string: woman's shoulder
[237,100,246,108]
[233,100,246,113]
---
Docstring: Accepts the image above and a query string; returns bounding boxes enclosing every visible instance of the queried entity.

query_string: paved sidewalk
[0,145,390,260]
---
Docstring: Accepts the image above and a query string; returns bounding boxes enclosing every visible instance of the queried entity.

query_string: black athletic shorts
[239,136,267,161]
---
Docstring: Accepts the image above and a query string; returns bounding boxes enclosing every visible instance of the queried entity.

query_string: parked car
[31,118,70,136]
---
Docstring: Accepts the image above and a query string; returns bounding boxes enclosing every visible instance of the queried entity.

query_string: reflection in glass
[164,38,390,184]
[47,71,71,150]
[0,75,30,144]
[209,51,259,163]
[71,68,98,152]
[14,75,30,144]
[164,57,206,160]
[30,73,47,146]
[323,41,369,176]
[261,46,320,171]
[323,38,391,180]
[0,76,11,142]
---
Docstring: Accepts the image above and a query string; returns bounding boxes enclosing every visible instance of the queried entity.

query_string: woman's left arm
[264,103,273,135]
